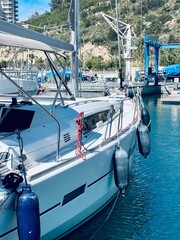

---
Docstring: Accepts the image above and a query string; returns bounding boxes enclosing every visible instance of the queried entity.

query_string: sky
[18,0,51,22]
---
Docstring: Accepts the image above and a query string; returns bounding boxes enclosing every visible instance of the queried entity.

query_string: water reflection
[61,95,180,240]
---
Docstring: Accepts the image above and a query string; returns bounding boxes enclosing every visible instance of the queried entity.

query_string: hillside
[16,0,180,70]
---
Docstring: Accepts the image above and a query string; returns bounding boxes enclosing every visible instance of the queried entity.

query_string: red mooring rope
[75,112,86,160]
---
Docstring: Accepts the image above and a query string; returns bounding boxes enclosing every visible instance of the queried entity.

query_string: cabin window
[83,110,109,134]
[83,119,90,132]
[88,115,98,129]
[97,111,109,122]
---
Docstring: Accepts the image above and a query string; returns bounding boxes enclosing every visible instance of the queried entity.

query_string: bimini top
[0,20,74,52]
[0,32,54,52]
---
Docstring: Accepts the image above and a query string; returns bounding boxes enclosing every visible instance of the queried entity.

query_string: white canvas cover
[0,20,74,52]
[0,32,54,51]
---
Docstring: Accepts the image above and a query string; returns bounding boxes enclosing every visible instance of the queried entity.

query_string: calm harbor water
[62,94,180,240]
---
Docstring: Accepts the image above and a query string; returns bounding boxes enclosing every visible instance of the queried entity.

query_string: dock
[42,80,176,98]
[161,89,180,104]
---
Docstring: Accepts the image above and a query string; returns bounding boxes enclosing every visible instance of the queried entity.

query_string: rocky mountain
[20,0,180,69]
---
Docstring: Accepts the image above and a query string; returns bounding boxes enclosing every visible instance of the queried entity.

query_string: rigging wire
[115,0,121,72]
[115,0,124,89]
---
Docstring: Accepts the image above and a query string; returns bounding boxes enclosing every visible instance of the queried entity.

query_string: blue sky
[18,0,51,21]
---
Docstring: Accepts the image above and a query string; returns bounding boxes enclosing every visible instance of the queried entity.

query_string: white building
[0,0,18,23]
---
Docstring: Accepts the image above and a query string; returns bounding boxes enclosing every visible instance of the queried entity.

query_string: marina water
[62,94,180,240]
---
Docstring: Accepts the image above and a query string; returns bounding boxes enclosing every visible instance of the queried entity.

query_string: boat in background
[126,81,162,97]
[0,69,38,95]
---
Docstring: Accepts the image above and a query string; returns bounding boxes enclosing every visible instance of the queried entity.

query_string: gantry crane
[144,34,180,83]
[101,12,137,82]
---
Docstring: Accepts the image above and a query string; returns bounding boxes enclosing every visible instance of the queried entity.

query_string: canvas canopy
[0,32,54,52]
[0,20,74,52]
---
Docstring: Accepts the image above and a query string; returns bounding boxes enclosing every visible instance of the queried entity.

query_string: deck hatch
[63,133,71,142]
[62,184,86,206]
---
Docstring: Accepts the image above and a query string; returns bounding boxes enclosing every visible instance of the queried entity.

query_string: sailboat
[0,69,38,95]
[0,2,151,239]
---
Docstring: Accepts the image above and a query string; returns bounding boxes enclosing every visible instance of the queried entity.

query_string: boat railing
[67,99,103,107]
[112,94,140,140]
[104,103,122,140]
[0,69,38,81]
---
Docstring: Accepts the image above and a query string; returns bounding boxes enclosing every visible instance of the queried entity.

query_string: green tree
[29,53,35,65]
[160,49,180,66]
[0,60,7,68]
[148,0,166,9]
[35,57,46,68]
[50,0,65,11]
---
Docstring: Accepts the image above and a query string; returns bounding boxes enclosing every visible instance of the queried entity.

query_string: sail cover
[163,64,180,78]
[0,20,74,52]
[0,32,54,51]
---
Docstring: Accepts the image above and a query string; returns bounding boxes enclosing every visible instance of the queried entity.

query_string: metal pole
[115,0,123,89]
[70,0,79,98]
[115,0,121,69]
[144,35,149,78]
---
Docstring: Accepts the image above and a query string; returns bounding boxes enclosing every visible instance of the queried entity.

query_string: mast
[69,0,79,98]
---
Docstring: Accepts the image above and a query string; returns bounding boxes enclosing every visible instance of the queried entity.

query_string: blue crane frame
[144,34,180,80]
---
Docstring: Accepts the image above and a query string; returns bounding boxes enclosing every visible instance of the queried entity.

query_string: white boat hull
[1,125,137,240]
[0,26,143,240]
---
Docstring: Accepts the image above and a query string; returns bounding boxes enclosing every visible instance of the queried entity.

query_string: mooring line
[89,191,120,240]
